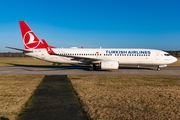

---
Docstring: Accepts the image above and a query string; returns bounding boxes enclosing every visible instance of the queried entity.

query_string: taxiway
[0,66,180,75]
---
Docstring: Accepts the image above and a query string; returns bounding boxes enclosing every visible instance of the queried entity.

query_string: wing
[42,39,103,63]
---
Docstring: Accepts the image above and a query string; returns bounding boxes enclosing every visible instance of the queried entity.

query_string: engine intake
[101,60,119,70]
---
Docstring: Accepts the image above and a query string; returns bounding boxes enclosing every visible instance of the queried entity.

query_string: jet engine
[101,60,119,70]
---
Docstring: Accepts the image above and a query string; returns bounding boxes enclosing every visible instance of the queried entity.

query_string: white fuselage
[25,48,177,66]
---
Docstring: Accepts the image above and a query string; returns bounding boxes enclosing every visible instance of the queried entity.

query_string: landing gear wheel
[157,67,161,71]
[89,66,93,71]
[89,64,97,71]
[93,64,97,70]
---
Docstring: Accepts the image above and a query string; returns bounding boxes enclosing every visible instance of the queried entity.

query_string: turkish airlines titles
[106,50,151,55]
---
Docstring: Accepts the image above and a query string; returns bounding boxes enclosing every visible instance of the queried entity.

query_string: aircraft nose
[172,56,178,63]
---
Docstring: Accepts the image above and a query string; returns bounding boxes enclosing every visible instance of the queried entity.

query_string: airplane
[6,21,178,71]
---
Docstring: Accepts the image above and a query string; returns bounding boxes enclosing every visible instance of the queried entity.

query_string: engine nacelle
[101,60,119,70]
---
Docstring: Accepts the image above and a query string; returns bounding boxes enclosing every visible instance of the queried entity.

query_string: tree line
[166,51,180,57]
[0,52,26,57]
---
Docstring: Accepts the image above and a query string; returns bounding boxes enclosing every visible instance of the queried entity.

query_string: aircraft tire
[157,67,161,71]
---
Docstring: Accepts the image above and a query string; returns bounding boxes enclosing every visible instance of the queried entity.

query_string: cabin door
[156,52,160,60]
[41,51,45,60]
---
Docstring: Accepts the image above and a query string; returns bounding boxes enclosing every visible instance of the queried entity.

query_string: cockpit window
[164,54,170,56]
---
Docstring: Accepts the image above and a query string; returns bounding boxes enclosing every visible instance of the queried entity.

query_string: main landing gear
[89,64,97,71]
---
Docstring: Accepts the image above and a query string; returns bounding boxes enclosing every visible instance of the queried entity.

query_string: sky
[0,0,180,52]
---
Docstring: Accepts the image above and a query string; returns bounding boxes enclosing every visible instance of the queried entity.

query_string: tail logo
[23,31,41,49]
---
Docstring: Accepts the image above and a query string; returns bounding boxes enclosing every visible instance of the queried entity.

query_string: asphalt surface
[0,65,180,75]
[18,75,88,120]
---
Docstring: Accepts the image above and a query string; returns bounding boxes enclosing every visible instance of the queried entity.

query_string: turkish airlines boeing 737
[6,21,177,71]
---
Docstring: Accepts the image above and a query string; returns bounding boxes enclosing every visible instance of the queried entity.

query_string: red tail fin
[19,21,45,49]
[42,39,56,55]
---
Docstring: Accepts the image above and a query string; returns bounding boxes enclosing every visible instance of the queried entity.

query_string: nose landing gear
[157,65,167,71]
[157,67,161,71]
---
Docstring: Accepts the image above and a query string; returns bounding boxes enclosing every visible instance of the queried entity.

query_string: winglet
[42,39,56,55]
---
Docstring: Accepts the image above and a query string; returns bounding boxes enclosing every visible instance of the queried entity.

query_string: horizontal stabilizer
[5,46,32,53]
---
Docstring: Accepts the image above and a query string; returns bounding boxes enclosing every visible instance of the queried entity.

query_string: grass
[69,75,180,119]
[0,57,180,119]
[0,74,44,120]
[17,75,87,120]
[0,57,51,66]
